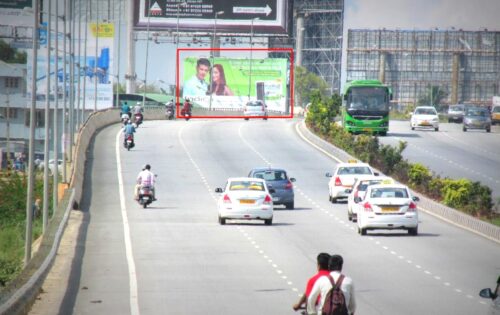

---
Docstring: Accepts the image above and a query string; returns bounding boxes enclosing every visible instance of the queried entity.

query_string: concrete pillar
[378,52,386,83]
[451,53,460,104]
[295,15,304,67]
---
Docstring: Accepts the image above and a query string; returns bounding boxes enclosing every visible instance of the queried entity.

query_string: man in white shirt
[135,164,156,201]
[307,254,356,315]
[182,58,210,98]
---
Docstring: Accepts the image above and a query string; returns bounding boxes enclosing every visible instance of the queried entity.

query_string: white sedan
[215,177,274,225]
[357,183,420,236]
[410,106,439,131]
[326,161,378,203]
[346,177,394,222]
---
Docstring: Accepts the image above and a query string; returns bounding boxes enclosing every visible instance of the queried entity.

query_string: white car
[215,177,274,225]
[326,161,378,203]
[346,177,394,222]
[243,100,268,120]
[38,159,64,175]
[410,106,439,131]
[357,183,420,236]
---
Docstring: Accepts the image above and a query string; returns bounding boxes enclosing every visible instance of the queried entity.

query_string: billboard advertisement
[179,51,290,113]
[0,0,33,27]
[135,0,290,35]
[27,22,114,110]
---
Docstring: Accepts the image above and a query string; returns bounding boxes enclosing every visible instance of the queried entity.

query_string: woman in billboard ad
[208,64,234,96]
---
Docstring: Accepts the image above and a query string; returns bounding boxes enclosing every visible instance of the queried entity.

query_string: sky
[122,0,500,90]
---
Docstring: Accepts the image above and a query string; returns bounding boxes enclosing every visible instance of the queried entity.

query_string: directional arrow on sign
[233,4,273,16]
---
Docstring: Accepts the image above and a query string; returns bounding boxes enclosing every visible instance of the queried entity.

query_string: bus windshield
[347,87,389,112]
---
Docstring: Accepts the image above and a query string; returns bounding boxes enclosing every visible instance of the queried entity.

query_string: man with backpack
[293,253,331,312]
[307,254,356,315]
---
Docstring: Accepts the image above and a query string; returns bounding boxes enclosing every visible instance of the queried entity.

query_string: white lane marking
[115,130,140,315]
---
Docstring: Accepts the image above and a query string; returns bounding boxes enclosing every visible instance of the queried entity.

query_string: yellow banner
[90,23,114,38]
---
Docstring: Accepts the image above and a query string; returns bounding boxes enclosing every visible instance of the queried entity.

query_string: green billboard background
[182,56,288,111]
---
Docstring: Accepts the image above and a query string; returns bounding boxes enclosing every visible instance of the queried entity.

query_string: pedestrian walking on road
[293,252,331,312]
[307,254,356,315]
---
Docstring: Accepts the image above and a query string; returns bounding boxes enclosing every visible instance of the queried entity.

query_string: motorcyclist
[133,102,144,124]
[135,164,156,201]
[181,98,192,116]
[165,99,175,118]
[123,120,136,145]
[121,101,131,118]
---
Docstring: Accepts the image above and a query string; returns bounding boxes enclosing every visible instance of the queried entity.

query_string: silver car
[244,100,268,120]
[463,107,491,132]
[447,104,465,123]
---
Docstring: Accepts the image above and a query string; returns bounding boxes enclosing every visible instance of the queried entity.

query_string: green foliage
[0,40,27,64]
[417,85,448,110]
[408,163,432,187]
[440,179,493,217]
[375,141,407,175]
[295,66,329,107]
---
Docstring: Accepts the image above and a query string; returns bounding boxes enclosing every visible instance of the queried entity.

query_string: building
[346,29,500,108]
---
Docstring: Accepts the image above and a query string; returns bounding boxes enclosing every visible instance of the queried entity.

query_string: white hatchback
[326,161,378,203]
[215,177,274,225]
[357,183,420,235]
[410,106,439,131]
[346,177,394,222]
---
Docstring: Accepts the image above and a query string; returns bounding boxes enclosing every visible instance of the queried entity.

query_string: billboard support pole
[126,0,135,93]
[209,10,224,111]
[94,0,99,112]
[53,0,59,212]
[76,0,82,127]
[248,18,259,101]
[82,0,88,121]
[62,0,67,183]
[142,0,151,108]
[43,0,52,235]
[115,0,122,109]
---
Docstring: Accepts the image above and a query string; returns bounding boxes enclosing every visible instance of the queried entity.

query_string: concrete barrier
[295,120,500,244]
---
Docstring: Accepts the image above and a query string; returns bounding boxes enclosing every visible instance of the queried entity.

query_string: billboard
[0,0,33,27]
[178,48,293,116]
[27,22,114,110]
[134,0,290,35]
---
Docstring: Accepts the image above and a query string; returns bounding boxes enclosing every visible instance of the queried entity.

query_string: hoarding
[27,22,114,110]
[135,0,290,35]
[0,0,33,27]
[177,48,294,117]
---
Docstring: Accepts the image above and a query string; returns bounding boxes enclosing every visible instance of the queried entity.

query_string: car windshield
[358,180,383,191]
[347,87,389,111]
[492,107,500,113]
[338,166,372,175]
[415,108,437,115]
[229,181,265,191]
[449,105,464,111]
[247,101,263,107]
[370,187,409,198]
[253,170,287,181]
[466,108,488,117]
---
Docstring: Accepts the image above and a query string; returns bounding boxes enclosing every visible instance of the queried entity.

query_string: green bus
[342,80,392,136]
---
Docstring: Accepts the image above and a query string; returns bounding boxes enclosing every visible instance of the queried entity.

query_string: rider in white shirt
[135,164,156,200]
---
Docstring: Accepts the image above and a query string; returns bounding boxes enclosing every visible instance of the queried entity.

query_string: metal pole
[25,0,40,266]
[142,0,151,108]
[115,0,121,109]
[209,11,223,111]
[43,0,52,234]
[53,0,59,211]
[76,0,82,127]
[62,0,67,183]
[69,0,74,162]
[82,0,88,121]
[94,0,99,111]
[5,89,10,169]
[125,0,135,93]
[248,18,255,100]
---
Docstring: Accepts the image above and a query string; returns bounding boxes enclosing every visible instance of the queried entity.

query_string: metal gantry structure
[294,0,344,95]
[346,29,500,107]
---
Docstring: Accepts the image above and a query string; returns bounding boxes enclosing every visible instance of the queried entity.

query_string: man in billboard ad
[181,56,288,112]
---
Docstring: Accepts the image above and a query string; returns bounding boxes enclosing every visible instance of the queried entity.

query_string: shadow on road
[387,132,421,138]
[365,232,440,237]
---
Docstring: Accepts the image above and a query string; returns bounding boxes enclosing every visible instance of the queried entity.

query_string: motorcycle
[121,113,130,125]
[180,107,192,121]
[134,113,143,126]
[124,134,135,151]
[138,186,154,208]
[165,104,175,120]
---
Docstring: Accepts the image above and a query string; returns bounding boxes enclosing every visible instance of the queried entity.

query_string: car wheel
[219,217,226,225]
[352,215,357,223]
[263,117,268,121]
[486,127,491,133]
[358,227,367,235]
[285,202,294,210]
[408,227,418,236]
[348,213,352,221]
[143,203,147,209]
[244,118,249,121]
[331,197,337,204]
[435,127,439,132]
[329,195,332,202]
[411,126,415,130]
[264,218,273,225]
[463,126,467,132]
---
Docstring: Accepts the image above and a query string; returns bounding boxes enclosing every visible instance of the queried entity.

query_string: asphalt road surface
[382,120,500,200]
[33,119,500,314]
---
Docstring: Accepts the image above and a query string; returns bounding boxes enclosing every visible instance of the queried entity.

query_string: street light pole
[115,0,122,109]
[248,17,259,101]
[142,0,151,108]
[52,0,59,211]
[94,0,99,112]
[62,0,67,183]
[209,10,224,111]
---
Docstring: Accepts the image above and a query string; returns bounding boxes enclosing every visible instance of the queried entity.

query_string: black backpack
[321,274,348,315]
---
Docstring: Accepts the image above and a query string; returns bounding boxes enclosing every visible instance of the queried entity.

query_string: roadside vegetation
[0,170,52,287]
[305,90,499,226]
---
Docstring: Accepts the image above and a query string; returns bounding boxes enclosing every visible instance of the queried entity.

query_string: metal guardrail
[295,120,500,244]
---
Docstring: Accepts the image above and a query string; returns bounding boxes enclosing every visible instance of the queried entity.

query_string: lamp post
[142,0,152,108]
[248,17,259,101]
[209,10,224,111]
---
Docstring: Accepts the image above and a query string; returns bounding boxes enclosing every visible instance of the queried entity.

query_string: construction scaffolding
[346,29,500,107]
[293,0,344,95]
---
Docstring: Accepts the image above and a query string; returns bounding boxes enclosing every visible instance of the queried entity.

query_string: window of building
[5,77,20,89]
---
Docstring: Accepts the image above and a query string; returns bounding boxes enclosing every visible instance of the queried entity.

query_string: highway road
[32,119,499,314]
[382,120,500,200]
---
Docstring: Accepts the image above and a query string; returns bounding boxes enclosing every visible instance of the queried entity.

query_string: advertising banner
[181,56,288,112]
[0,0,33,27]
[135,0,290,35]
[27,22,114,110]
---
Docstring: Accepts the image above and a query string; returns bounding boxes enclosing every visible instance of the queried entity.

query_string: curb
[295,120,500,244]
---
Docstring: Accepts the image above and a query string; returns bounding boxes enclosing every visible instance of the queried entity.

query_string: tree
[0,40,27,64]
[294,66,329,107]
[417,85,448,110]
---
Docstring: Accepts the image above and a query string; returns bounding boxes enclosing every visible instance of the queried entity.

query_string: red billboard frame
[176,47,294,119]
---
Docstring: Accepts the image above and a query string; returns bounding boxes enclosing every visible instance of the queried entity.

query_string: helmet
[144,164,151,170]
